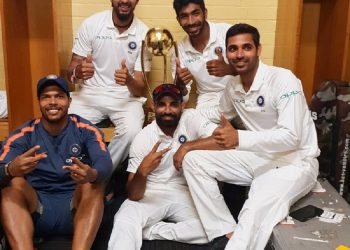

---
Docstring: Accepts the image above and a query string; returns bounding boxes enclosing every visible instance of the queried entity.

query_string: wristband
[4,161,12,177]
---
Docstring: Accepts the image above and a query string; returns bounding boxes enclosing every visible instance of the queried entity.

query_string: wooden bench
[268,179,350,249]
[0,119,9,142]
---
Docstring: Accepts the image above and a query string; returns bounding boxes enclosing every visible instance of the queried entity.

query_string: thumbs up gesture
[212,114,239,149]
[206,48,235,77]
[75,54,95,80]
[114,59,131,85]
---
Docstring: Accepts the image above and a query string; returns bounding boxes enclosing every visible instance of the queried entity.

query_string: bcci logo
[257,96,265,107]
[128,41,137,50]
[70,144,81,156]
[178,135,187,144]
[214,46,223,55]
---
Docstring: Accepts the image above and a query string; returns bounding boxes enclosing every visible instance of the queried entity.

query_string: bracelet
[4,161,12,177]
[72,65,80,79]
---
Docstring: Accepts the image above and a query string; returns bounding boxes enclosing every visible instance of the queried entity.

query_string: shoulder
[84,10,110,23]
[69,115,103,136]
[134,17,149,31]
[209,22,231,34]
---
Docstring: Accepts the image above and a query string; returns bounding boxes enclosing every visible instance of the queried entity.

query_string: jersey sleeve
[0,125,31,186]
[127,133,148,174]
[72,19,93,57]
[84,126,113,183]
[185,110,218,139]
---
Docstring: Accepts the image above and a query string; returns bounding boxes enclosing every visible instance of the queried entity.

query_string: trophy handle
[172,41,181,88]
[141,40,153,98]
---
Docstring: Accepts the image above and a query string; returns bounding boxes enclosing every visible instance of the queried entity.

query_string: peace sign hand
[63,157,97,184]
[138,141,171,177]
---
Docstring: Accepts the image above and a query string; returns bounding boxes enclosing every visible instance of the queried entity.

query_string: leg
[108,189,175,250]
[145,188,209,244]
[225,159,319,250]
[108,200,146,250]
[0,178,38,250]
[108,100,144,171]
[68,90,106,124]
[182,150,254,241]
[71,182,105,250]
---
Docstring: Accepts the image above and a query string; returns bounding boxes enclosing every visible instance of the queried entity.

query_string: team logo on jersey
[214,46,223,55]
[178,135,187,144]
[128,41,137,50]
[70,144,81,156]
[257,96,265,107]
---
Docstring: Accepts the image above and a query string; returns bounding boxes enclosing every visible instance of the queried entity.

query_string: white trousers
[182,149,318,250]
[69,89,145,171]
[107,185,209,250]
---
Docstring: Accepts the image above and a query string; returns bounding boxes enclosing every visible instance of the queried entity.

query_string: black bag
[310,80,350,203]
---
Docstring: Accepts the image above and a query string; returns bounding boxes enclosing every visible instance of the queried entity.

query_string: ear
[204,8,208,19]
[257,44,262,57]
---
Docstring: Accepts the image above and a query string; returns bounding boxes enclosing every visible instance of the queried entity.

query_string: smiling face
[111,0,138,21]
[154,95,184,130]
[177,3,207,38]
[39,85,71,125]
[226,33,261,77]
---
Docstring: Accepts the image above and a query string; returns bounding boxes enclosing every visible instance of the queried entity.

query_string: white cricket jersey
[219,61,320,161]
[72,9,150,92]
[176,22,234,106]
[128,109,217,187]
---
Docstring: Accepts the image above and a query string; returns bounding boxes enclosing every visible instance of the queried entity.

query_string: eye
[227,45,237,52]
[243,44,253,51]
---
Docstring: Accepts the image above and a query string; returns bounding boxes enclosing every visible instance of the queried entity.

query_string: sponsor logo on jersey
[178,135,187,144]
[65,154,85,166]
[257,96,265,107]
[280,90,302,100]
[128,41,137,50]
[233,99,245,104]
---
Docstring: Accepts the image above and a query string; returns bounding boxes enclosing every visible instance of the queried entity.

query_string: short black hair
[225,23,260,49]
[173,0,206,17]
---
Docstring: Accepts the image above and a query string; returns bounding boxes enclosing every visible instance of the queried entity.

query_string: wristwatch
[4,161,12,177]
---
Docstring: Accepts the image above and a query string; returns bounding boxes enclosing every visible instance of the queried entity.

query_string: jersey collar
[107,9,137,36]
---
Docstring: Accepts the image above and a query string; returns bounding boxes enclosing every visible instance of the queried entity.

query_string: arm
[173,114,237,170]
[0,145,47,186]
[82,126,113,183]
[126,141,170,201]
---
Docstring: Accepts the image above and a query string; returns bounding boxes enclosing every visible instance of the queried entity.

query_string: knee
[76,183,105,204]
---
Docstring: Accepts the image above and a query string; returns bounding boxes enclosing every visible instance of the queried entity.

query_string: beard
[113,2,134,21]
[155,113,180,128]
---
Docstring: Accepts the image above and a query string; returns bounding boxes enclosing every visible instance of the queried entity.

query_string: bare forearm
[126,72,147,97]
[126,171,147,201]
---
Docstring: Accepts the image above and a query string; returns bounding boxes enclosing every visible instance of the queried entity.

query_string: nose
[188,15,194,25]
[236,48,244,58]
[49,97,57,104]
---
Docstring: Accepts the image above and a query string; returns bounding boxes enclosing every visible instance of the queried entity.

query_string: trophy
[141,27,179,98]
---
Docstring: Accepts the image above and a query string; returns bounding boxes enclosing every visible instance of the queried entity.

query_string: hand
[9,145,47,177]
[75,54,95,80]
[175,58,192,95]
[114,59,132,85]
[138,141,171,177]
[173,144,189,171]
[212,114,238,149]
[206,49,233,77]
[63,157,97,184]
